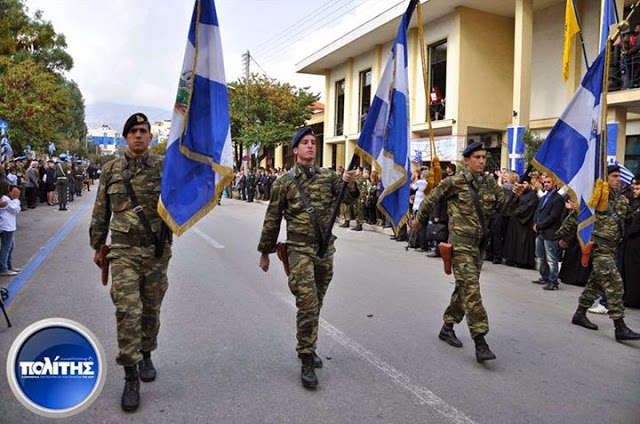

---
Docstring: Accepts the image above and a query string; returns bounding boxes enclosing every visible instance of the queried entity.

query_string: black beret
[291,127,314,149]
[607,164,621,174]
[462,141,485,158]
[122,113,150,137]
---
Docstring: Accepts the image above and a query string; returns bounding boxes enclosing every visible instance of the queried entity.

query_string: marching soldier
[413,142,522,362]
[559,164,640,341]
[258,127,358,389]
[90,113,172,412]
[350,168,369,231]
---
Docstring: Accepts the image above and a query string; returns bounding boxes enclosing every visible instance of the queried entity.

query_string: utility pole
[242,50,251,175]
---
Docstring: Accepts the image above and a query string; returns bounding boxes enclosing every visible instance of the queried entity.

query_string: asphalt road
[0,190,638,424]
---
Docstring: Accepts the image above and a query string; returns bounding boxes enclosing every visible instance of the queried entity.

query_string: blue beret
[291,127,314,149]
[462,141,485,158]
[59,153,67,159]
[607,164,620,174]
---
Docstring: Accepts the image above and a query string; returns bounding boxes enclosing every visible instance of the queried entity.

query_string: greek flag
[159,0,233,236]
[618,162,635,185]
[355,0,417,232]
[600,0,618,52]
[0,136,12,164]
[533,51,605,247]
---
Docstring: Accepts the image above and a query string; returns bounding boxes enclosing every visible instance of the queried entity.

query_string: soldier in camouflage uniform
[413,142,522,362]
[90,113,172,412]
[350,168,369,231]
[339,167,361,229]
[74,160,84,196]
[258,127,358,388]
[558,164,640,341]
[54,155,70,211]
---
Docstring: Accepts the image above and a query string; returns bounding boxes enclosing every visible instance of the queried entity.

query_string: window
[335,79,345,136]
[625,136,640,173]
[428,40,447,121]
[359,69,372,131]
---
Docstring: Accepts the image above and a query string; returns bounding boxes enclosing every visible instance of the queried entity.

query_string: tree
[149,140,167,155]
[0,57,72,152]
[0,0,73,73]
[228,73,319,165]
[522,128,544,168]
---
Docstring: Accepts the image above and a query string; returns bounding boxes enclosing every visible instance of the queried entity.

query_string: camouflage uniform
[353,176,369,225]
[557,191,638,320]
[258,163,359,354]
[75,165,84,196]
[416,171,515,338]
[90,152,171,366]
[54,161,69,209]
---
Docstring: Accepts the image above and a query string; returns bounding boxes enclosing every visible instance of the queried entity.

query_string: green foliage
[0,0,73,73]
[0,0,85,157]
[522,128,544,168]
[228,73,319,151]
[149,140,167,156]
[0,58,72,152]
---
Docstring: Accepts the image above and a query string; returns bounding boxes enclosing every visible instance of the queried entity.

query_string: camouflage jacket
[556,191,638,243]
[257,163,359,254]
[54,162,69,180]
[90,152,164,251]
[356,176,369,203]
[416,171,516,243]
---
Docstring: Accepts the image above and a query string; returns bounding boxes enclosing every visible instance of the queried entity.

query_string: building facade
[296,0,640,174]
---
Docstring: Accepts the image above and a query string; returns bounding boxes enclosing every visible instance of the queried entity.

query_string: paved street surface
[0,190,639,424]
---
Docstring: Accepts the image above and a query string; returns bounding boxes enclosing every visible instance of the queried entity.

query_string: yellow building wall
[457,8,514,131]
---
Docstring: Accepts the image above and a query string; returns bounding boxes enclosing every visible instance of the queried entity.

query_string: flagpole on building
[571,0,590,69]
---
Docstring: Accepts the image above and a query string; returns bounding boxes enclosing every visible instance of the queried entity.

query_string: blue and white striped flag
[533,51,606,247]
[355,0,417,232]
[618,162,635,185]
[0,136,12,164]
[159,0,233,236]
[600,0,618,52]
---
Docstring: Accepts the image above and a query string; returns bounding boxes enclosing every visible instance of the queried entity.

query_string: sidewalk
[1,188,96,293]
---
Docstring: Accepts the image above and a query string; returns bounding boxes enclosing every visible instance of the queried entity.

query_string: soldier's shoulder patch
[101,158,119,172]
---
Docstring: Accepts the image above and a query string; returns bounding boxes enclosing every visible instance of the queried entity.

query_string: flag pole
[571,0,590,69]
[319,0,419,256]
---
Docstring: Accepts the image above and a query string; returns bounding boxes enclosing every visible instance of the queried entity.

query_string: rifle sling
[465,176,488,242]
[121,164,157,247]
[289,170,326,253]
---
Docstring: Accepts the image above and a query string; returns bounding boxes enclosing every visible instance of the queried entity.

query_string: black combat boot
[340,220,350,228]
[299,353,318,389]
[542,281,559,290]
[614,318,640,341]
[473,335,496,362]
[351,223,363,231]
[438,322,463,348]
[138,351,156,382]
[298,352,323,368]
[572,306,598,330]
[121,366,140,412]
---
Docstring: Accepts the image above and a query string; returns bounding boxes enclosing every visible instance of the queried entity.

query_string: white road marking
[192,227,225,249]
[279,295,476,424]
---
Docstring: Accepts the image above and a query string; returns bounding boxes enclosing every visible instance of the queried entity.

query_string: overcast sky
[25,0,402,109]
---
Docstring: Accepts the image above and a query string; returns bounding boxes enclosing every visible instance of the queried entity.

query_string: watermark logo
[6,318,106,418]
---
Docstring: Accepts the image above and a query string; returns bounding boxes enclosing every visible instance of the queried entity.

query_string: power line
[254,0,346,51]
[255,0,377,61]
[250,55,272,79]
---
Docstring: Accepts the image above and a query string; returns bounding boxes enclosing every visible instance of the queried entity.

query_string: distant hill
[86,102,172,132]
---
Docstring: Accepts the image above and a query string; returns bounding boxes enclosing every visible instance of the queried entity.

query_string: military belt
[111,234,155,247]
[287,232,318,244]
[592,235,619,248]
[449,232,482,246]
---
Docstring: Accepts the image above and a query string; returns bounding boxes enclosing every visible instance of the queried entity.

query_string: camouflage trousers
[108,246,171,366]
[287,247,334,354]
[56,180,68,208]
[443,243,489,338]
[344,201,365,224]
[578,246,625,320]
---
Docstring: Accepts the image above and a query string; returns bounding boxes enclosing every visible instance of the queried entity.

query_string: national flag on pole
[159,0,233,236]
[534,51,606,247]
[562,0,581,81]
[617,162,635,185]
[355,0,417,232]
[600,0,618,52]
